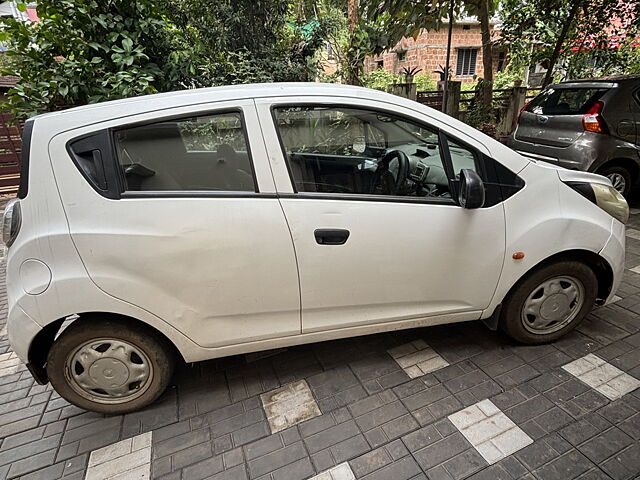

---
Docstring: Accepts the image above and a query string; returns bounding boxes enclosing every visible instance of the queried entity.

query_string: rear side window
[114,111,257,192]
[526,87,607,115]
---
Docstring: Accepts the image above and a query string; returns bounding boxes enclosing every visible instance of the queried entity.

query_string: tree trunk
[478,0,493,106]
[346,0,361,85]
[542,0,581,87]
[348,0,358,33]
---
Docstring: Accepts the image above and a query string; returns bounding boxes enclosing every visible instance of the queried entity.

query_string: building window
[397,51,406,61]
[462,25,471,30]
[497,51,506,72]
[456,48,478,76]
[376,60,384,68]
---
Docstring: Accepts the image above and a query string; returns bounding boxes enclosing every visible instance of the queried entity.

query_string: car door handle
[314,229,350,245]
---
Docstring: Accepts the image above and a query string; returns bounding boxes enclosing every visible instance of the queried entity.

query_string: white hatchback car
[5,83,628,413]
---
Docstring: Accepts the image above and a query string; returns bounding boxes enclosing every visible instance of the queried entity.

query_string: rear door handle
[314,229,350,245]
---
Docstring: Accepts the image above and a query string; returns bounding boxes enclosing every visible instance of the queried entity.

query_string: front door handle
[314,229,350,245]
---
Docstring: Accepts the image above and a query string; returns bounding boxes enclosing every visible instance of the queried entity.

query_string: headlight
[567,182,629,224]
[2,199,22,248]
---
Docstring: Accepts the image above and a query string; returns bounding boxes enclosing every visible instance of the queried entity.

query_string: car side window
[447,137,478,177]
[114,111,256,192]
[274,106,479,199]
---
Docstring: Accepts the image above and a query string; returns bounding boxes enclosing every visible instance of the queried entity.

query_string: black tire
[499,261,597,344]
[598,165,632,198]
[47,316,175,414]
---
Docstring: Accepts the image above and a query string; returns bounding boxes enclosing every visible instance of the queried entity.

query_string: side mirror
[458,169,485,209]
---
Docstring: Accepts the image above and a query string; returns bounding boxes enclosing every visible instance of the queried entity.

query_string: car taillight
[517,101,531,123]
[582,101,607,133]
[2,199,22,248]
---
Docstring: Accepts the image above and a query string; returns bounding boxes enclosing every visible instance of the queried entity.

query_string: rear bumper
[507,136,593,171]
[599,218,626,304]
[7,303,42,364]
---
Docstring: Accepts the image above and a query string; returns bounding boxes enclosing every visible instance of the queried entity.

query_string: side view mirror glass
[458,169,485,209]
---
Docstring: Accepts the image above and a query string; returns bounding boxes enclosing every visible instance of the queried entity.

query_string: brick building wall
[364,22,504,85]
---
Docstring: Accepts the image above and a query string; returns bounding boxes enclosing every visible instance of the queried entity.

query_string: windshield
[526,87,608,115]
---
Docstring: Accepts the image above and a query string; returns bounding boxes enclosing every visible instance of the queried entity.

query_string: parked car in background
[4,83,628,414]
[508,75,640,197]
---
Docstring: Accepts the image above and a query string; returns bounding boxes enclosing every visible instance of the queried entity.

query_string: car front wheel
[499,261,597,344]
[47,316,175,414]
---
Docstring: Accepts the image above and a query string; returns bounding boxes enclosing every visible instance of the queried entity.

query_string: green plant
[361,68,400,90]
[414,73,436,91]
[0,0,194,119]
[493,70,523,89]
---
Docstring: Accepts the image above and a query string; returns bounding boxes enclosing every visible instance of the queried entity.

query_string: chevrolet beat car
[5,83,628,413]
[508,75,640,197]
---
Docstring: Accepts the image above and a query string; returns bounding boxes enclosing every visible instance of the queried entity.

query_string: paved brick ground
[2,207,640,480]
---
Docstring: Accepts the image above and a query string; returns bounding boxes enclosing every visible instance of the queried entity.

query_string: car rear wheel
[47,316,175,414]
[499,261,597,344]
[598,165,632,197]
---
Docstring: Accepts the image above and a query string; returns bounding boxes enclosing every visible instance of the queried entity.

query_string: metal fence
[0,113,21,195]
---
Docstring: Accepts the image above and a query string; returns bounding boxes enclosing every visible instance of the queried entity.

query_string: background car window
[114,112,256,192]
[526,87,607,115]
[274,106,478,199]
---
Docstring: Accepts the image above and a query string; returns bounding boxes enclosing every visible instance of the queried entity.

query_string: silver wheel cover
[65,338,153,405]
[607,173,626,193]
[521,275,585,335]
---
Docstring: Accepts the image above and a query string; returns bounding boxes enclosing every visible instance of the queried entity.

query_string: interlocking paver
[448,399,532,464]
[85,432,151,480]
[261,380,322,434]
[309,462,355,480]
[562,353,640,400]
[387,340,449,378]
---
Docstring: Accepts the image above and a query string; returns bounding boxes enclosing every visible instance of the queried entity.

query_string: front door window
[273,106,479,199]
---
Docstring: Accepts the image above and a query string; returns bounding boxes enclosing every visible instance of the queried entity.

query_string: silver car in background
[508,75,640,197]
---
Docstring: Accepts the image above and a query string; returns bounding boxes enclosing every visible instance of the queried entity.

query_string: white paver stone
[85,432,152,480]
[629,265,640,275]
[448,399,532,465]
[388,340,449,378]
[309,462,356,480]
[260,379,321,433]
[562,354,640,400]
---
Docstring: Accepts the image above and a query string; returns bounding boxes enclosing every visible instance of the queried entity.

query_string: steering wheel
[372,150,411,195]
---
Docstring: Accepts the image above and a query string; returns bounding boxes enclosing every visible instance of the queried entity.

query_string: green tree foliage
[0,0,194,118]
[500,0,639,84]
[1,0,333,119]
[166,0,327,86]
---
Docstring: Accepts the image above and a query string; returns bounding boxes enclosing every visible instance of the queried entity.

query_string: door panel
[281,198,505,332]
[49,101,301,348]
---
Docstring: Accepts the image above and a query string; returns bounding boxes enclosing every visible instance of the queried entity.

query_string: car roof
[551,75,640,89]
[34,83,394,121]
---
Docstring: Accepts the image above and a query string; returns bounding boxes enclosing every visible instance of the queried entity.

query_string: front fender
[483,162,614,316]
